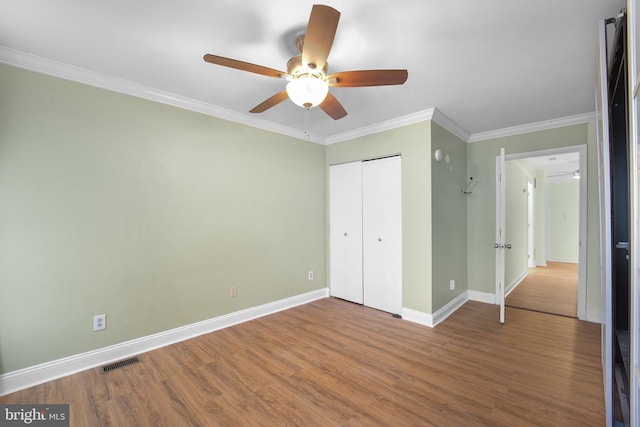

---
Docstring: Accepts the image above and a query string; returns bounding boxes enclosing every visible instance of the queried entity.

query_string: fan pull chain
[304,107,311,139]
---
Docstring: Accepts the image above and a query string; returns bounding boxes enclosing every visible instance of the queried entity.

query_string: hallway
[505,262,578,318]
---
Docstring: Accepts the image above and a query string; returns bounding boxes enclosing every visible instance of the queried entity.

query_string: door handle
[494,243,504,249]
[505,244,512,249]
[616,241,629,249]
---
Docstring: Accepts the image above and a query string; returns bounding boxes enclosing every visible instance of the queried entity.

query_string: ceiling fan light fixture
[286,76,329,109]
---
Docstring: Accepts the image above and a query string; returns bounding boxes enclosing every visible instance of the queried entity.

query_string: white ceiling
[524,152,580,181]
[0,0,623,142]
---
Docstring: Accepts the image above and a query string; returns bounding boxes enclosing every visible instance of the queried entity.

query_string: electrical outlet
[93,314,106,331]
[308,271,314,281]
[449,279,455,291]
[230,287,237,298]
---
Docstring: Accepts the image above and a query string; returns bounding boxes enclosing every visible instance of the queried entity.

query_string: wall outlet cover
[93,314,106,331]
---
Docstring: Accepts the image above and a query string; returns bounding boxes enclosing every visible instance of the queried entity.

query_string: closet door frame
[329,156,403,315]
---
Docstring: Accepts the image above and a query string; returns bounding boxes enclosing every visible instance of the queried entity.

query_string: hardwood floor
[506,262,578,318]
[1,298,604,426]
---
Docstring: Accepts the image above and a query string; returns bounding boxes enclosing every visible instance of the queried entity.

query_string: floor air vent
[102,356,140,372]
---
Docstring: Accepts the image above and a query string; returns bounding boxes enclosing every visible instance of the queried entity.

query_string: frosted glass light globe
[286,76,329,108]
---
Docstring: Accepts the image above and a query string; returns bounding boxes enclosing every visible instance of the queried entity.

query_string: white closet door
[329,162,363,304]
[362,156,402,314]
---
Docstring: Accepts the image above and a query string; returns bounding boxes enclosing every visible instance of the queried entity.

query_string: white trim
[1,47,598,146]
[401,291,469,328]
[547,258,579,264]
[0,288,329,396]
[505,271,528,298]
[431,292,469,326]
[432,109,471,142]
[325,109,434,144]
[467,113,596,143]
[503,144,588,321]
[496,148,506,323]
[468,290,496,305]
[325,108,471,145]
[576,143,589,322]
[401,307,435,328]
[401,291,497,329]
[0,46,324,144]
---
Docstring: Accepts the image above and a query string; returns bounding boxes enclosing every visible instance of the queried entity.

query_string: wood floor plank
[506,261,578,317]
[0,298,604,426]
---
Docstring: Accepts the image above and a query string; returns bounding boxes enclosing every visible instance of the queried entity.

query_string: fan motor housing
[287,55,328,79]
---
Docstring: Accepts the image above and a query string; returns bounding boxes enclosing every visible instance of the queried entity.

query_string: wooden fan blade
[319,92,347,120]
[204,54,286,79]
[328,70,408,87]
[250,90,289,113]
[302,5,340,72]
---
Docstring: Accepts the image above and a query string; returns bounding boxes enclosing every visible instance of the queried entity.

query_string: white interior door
[362,156,402,314]
[329,162,363,304]
[496,148,506,323]
[596,17,613,427]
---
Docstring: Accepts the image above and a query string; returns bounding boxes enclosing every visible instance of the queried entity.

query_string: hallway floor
[506,262,578,318]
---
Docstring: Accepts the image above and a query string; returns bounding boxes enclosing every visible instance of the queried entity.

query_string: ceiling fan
[203,4,408,120]
[548,169,580,179]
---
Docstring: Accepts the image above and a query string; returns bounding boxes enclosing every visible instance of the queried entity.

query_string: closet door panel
[362,156,402,314]
[329,162,364,304]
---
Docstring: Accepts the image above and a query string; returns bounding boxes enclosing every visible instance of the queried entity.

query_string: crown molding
[324,109,435,145]
[324,107,470,145]
[325,110,595,145]
[0,47,324,144]
[431,108,471,142]
[1,47,596,146]
[467,112,596,143]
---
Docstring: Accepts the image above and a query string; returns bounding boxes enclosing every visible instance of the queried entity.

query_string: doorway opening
[506,261,578,318]
[497,145,587,320]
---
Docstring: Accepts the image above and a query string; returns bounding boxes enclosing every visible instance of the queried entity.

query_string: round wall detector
[434,149,443,162]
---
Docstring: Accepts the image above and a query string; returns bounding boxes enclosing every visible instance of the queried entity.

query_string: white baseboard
[505,271,528,297]
[401,307,435,327]
[431,292,469,326]
[468,290,497,305]
[0,288,329,396]
[402,291,471,328]
[547,258,578,264]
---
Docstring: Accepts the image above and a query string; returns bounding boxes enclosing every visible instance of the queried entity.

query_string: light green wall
[1,62,603,376]
[534,170,548,265]
[325,122,432,313]
[466,123,601,316]
[548,180,580,262]
[430,123,468,311]
[0,64,326,374]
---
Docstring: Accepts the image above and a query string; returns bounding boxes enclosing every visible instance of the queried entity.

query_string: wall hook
[462,177,478,195]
